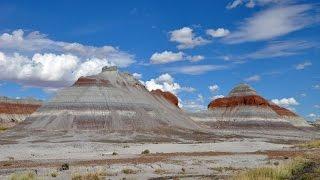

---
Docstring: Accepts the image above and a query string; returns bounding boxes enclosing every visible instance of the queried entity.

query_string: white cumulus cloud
[209,84,219,93]
[271,97,299,107]
[212,95,225,100]
[132,73,142,79]
[206,28,230,37]
[169,27,210,49]
[143,73,195,95]
[150,51,204,64]
[0,29,135,89]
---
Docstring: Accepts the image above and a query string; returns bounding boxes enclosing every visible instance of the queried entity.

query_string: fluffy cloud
[0,29,135,89]
[170,27,210,49]
[314,105,320,109]
[166,65,227,75]
[143,73,196,95]
[150,51,204,64]
[132,73,142,79]
[224,4,317,43]
[209,84,219,93]
[271,97,299,107]
[206,28,230,37]
[244,75,261,82]
[143,73,186,95]
[212,95,225,100]
[295,61,312,70]
[150,51,184,64]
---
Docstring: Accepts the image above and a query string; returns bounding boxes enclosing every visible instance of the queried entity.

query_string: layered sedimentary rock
[190,83,311,128]
[21,66,199,133]
[151,89,179,107]
[0,97,42,128]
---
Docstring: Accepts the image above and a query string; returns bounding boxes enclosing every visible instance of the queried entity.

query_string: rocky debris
[151,89,179,107]
[18,66,199,135]
[192,83,310,128]
[0,96,42,128]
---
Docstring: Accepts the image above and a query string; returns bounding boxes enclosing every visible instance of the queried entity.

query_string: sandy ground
[0,128,319,179]
[0,138,302,180]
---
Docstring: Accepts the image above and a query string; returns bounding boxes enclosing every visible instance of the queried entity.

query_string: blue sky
[0,0,319,121]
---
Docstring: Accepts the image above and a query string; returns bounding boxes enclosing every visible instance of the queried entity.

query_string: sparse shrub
[8,156,14,161]
[181,168,186,173]
[235,157,316,180]
[10,171,35,180]
[51,172,58,177]
[154,169,167,174]
[141,149,150,154]
[71,172,101,180]
[59,163,69,171]
[0,126,8,132]
[298,140,320,149]
[122,168,136,174]
[71,174,82,180]
[123,145,130,148]
[112,152,118,156]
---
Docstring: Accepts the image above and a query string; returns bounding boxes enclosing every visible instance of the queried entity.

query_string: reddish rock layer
[0,103,41,114]
[208,95,297,117]
[208,95,269,108]
[151,89,179,107]
[73,77,110,87]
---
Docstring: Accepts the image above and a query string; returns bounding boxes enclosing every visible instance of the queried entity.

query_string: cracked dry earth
[0,136,319,180]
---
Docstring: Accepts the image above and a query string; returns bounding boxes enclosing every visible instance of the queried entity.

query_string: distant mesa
[0,96,42,128]
[151,89,179,107]
[17,66,199,137]
[191,83,311,128]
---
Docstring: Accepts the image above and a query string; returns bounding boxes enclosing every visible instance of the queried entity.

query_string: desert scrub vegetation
[10,171,36,180]
[0,125,8,132]
[51,171,58,177]
[298,140,320,149]
[141,149,150,154]
[72,172,104,180]
[154,168,167,174]
[122,168,137,174]
[235,156,320,180]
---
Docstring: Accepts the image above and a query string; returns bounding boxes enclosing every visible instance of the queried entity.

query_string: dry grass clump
[154,168,167,174]
[122,168,137,174]
[298,140,320,149]
[235,157,318,180]
[10,171,36,180]
[72,172,103,180]
[141,149,150,154]
[0,125,8,132]
[51,171,58,177]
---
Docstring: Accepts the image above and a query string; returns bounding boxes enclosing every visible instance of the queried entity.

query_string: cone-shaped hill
[20,66,200,133]
[190,83,311,128]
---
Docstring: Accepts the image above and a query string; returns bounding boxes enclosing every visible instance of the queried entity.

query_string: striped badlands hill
[0,97,42,128]
[190,83,311,128]
[20,66,199,133]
